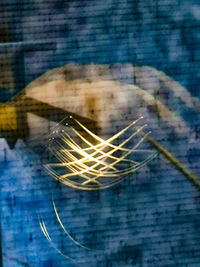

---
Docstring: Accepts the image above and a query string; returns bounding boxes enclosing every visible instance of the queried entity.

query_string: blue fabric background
[0,0,200,266]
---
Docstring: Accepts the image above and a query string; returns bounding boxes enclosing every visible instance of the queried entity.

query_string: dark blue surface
[0,0,200,266]
[1,0,200,97]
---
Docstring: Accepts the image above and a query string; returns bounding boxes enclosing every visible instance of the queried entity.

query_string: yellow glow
[45,117,155,190]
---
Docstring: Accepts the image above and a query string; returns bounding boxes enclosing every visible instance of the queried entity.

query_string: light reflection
[45,116,156,190]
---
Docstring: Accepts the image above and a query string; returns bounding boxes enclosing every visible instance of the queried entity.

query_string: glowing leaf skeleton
[45,116,156,190]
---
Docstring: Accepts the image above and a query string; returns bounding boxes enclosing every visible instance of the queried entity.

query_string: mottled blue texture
[0,0,200,266]
[2,0,200,96]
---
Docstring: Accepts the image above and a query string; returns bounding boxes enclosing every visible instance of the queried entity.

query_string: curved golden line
[52,200,91,251]
[46,137,155,189]
[122,83,191,135]
[46,119,147,182]
[62,137,117,171]
[59,131,152,179]
[46,147,101,184]
[45,117,155,189]
[73,117,143,150]
[54,122,147,172]
[49,138,123,177]
[38,216,76,263]
[70,125,143,164]
[82,153,156,185]
[71,116,143,152]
